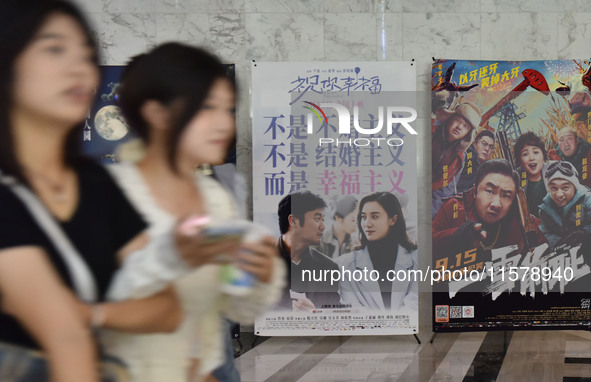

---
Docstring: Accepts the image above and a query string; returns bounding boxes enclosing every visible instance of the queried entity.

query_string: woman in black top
[0,3,107,380]
[0,1,236,381]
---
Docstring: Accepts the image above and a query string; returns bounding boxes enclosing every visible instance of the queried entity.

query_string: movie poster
[431,59,591,331]
[252,62,418,336]
[81,66,132,163]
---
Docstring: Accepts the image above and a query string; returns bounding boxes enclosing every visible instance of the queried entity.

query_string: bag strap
[0,174,98,302]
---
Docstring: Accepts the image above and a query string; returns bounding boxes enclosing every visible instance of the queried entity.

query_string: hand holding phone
[200,226,246,245]
[175,216,243,267]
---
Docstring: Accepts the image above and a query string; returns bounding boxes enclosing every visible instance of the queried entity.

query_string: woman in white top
[105,43,284,382]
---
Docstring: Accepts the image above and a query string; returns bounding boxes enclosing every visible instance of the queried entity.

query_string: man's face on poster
[474,173,516,225]
[558,132,578,158]
[474,136,494,162]
[548,178,576,208]
[445,114,471,143]
[292,208,325,246]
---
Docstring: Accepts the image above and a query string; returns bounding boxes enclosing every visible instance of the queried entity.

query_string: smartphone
[201,226,246,244]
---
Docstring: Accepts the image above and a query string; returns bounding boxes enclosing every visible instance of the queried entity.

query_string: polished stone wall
[72,0,591,319]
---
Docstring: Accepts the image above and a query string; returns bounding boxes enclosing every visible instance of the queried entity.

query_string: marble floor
[235,329,591,382]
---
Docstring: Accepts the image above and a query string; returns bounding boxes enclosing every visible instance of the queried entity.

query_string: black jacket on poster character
[276,237,341,311]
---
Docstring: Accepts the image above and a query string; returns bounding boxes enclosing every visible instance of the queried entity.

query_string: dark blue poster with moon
[82,66,133,164]
[82,65,236,164]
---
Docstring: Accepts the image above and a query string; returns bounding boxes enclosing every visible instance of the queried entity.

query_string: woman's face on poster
[519,144,544,179]
[558,132,577,157]
[360,201,397,241]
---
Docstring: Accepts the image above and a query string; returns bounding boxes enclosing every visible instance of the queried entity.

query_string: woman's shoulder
[397,244,417,269]
[0,181,45,250]
[73,157,112,179]
[74,159,144,204]
[0,181,29,216]
[399,244,417,255]
[74,158,143,185]
[73,158,135,195]
[334,248,364,267]
[104,162,171,228]
[104,161,140,182]
[104,162,152,196]
[195,171,238,220]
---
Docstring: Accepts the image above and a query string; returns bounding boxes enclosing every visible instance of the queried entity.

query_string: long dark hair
[357,192,417,252]
[0,0,98,183]
[118,43,236,172]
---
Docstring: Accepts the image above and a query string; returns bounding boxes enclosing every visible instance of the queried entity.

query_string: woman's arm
[108,229,242,301]
[99,221,243,334]
[80,285,182,334]
[0,247,98,382]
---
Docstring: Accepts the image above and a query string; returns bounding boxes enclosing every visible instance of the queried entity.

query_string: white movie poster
[252,62,418,336]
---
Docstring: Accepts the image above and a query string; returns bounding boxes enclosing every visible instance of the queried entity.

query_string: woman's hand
[174,224,242,268]
[235,236,278,284]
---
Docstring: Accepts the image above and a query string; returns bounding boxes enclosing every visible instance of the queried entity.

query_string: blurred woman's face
[12,13,98,127]
[360,201,397,241]
[179,78,235,166]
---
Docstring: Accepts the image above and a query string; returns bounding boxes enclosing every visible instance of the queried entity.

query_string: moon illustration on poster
[94,105,129,141]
